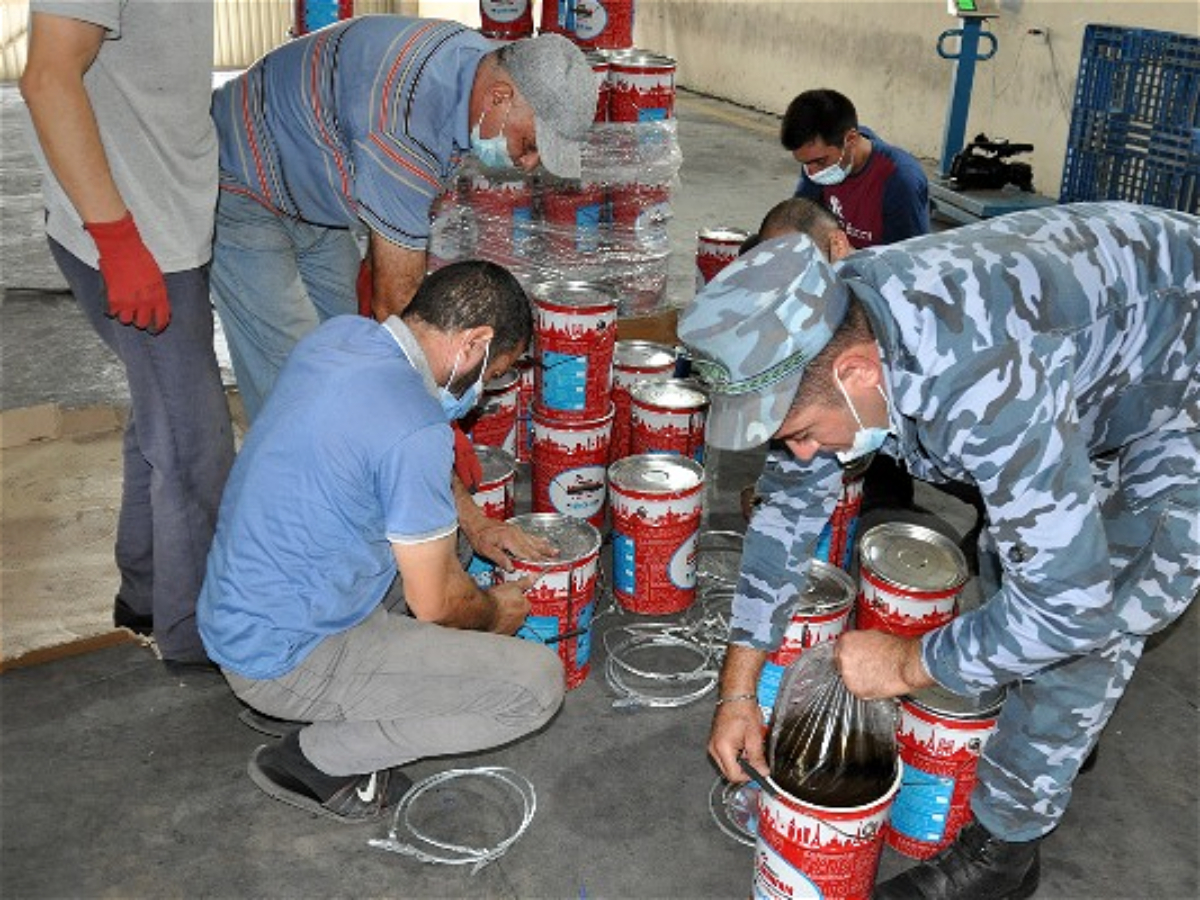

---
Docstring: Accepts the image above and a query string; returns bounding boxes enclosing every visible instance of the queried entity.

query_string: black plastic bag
[767,642,899,808]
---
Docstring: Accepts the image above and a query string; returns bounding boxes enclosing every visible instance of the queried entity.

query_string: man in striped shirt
[210,17,598,422]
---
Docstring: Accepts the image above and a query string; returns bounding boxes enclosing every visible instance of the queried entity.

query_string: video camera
[949,133,1035,192]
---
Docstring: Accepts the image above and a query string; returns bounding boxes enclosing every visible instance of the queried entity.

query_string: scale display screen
[948,0,1000,17]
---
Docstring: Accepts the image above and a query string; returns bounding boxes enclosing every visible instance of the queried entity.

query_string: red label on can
[855,567,961,638]
[533,297,617,421]
[479,0,533,40]
[466,380,519,457]
[531,407,612,528]
[474,473,515,522]
[608,58,676,122]
[571,0,636,50]
[696,236,745,287]
[886,702,999,859]
[754,772,901,900]
[504,551,599,690]
[630,403,707,463]
[609,479,703,615]
[814,474,864,571]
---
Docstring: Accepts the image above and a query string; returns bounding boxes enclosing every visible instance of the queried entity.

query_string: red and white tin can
[886,684,1006,860]
[469,175,535,268]
[531,403,613,528]
[608,51,677,122]
[756,560,856,724]
[753,767,903,900]
[473,445,517,521]
[584,49,611,122]
[465,368,521,457]
[814,470,866,571]
[538,0,571,35]
[610,340,678,463]
[696,226,750,290]
[530,280,618,421]
[515,355,536,464]
[855,523,968,637]
[503,513,602,689]
[629,379,709,463]
[608,181,671,240]
[608,454,705,615]
[478,0,533,40]
[540,182,606,261]
[571,0,635,50]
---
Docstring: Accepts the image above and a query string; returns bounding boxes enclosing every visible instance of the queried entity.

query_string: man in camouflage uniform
[679,202,1199,899]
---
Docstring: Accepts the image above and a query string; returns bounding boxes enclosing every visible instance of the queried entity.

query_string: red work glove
[356,255,374,318]
[452,423,483,493]
[84,212,170,333]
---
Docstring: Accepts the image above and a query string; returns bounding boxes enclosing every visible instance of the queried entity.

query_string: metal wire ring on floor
[604,629,719,709]
[368,766,536,875]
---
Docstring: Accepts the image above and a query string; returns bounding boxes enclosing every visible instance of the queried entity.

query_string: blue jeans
[49,239,235,662]
[209,189,361,422]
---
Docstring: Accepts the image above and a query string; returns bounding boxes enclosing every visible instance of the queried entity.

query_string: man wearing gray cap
[210,18,599,422]
[680,202,1199,899]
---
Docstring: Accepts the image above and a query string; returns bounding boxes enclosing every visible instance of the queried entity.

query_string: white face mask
[834,371,891,464]
[470,104,515,170]
[439,341,490,420]
[807,141,852,187]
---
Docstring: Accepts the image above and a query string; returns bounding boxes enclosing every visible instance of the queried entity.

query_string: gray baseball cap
[502,33,599,180]
[677,234,849,451]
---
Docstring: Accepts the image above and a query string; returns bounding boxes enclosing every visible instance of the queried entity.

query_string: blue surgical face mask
[834,371,891,464]
[807,141,852,187]
[470,104,515,170]
[439,341,490,420]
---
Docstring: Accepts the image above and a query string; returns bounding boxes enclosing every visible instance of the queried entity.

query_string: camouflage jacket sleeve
[913,333,1116,694]
[730,448,847,649]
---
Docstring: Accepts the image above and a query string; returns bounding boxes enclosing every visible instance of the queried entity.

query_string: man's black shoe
[239,707,304,739]
[162,658,223,680]
[873,820,1041,900]
[113,596,153,636]
[247,735,412,823]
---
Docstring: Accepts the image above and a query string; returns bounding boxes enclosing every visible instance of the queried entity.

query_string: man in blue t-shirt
[210,18,599,421]
[198,261,564,823]
[784,88,929,250]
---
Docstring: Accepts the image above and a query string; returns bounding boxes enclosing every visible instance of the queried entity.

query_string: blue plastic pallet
[1060,25,1200,213]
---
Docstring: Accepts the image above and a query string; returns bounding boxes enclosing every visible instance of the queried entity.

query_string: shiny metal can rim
[858,522,968,592]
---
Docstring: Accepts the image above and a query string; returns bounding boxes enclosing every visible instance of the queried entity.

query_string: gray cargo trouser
[972,429,1200,841]
[225,600,565,776]
[49,239,235,662]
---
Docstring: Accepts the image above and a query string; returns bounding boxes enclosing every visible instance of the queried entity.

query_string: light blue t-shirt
[198,316,456,679]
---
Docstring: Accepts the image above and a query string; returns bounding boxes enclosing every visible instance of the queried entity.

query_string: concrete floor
[2,84,1198,899]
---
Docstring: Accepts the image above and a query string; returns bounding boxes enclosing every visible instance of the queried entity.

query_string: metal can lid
[794,559,856,614]
[628,379,708,411]
[615,340,677,371]
[583,49,610,69]
[907,683,1006,720]
[506,513,601,564]
[608,50,676,69]
[699,226,750,244]
[484,368,520,392]
[609,454,705,494]
[858,522,968,592]
[529,280,619,312]
[475,445,516,484]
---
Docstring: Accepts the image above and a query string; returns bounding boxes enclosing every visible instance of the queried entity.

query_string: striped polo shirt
[212,16,489,249]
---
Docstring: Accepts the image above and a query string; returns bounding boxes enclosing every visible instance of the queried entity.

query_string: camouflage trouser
[971,429,1200,841]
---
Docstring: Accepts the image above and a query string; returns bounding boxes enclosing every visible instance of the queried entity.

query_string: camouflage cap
[678,234,849,451]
